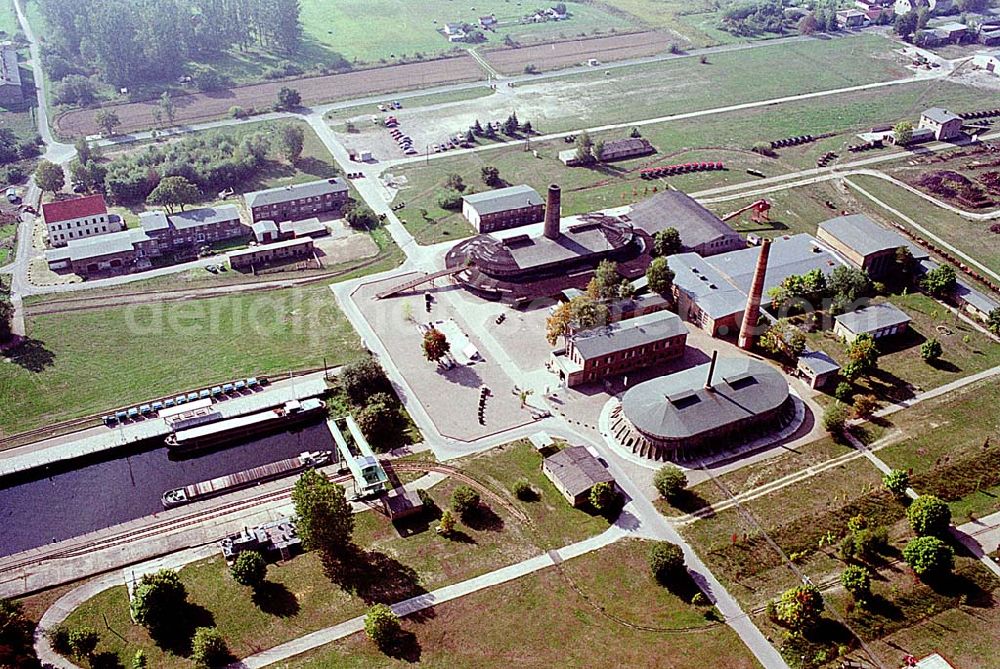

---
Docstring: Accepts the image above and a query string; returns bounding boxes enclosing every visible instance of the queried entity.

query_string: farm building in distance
[542,446,615,507]
[461,184,545,233]
[854,0,894,21]
[919,108,963,140]
[670,234,844,336]
[833,302,912,342]
[244,178,350,224]
[43,195,124,248]
[551,310,688,387]
[624,191,744,256]
[610,356,794,461]
[836,9,867,27]
[973,50,1000,73]
[817,213,927,279]
[560,137,655,166]
[0,43,22,105]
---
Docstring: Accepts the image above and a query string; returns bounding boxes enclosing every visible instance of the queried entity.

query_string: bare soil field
[483,31,675,74]
[54,56,485,138]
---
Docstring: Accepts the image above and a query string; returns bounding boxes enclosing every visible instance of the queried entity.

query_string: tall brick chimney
[737,238,771,350]
[543,184,561,240]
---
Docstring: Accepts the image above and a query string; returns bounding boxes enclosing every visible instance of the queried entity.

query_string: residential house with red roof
[42,194,124,248]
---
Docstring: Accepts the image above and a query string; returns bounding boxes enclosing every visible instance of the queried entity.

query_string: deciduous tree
[364,603,400,650]
[422,327,450,363]
[545,294,610,345]
[35,160,64,195]
[907,495,951,537]
[773,584,824,631]
[840,565,871,601]
[146,175,201,212]
[893,120,914,145]
[130,569,187,631]
[191,627,229,669]
[648,541,685,582]
[903,536,954,577]
[652,227,682,257]
[291,469,354,553]
[589,481,617,511]
[646,256,675,297]
[94,109,121,137]
[278,123,305,163]
[451,485,480,517]
[230,550,267,588]
[276,86,302,110]
[921,338,942,363]
[653,465,686,501]
[921,264,956,297]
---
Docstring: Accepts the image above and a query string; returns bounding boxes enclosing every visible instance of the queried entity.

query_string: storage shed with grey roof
[0,43,22,105]
[542,446,615,507]
[461,184,545,233]
[624,191,743,256]
[834,302,911,342]
[817,214,926,279]
[610,357,794,461]
[551,310,688,387]
[797,348,841,389]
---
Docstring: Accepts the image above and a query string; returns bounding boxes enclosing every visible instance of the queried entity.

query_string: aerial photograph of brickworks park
[5,1,1000,668]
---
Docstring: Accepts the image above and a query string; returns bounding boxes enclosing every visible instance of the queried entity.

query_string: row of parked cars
[102,376,269,426]
[388,119,419,156]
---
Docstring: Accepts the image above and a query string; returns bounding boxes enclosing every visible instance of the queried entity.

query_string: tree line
[38,0,302,88]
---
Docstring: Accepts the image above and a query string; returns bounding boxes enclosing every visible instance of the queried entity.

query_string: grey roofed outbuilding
[568,310,686,361]
[45,228,151,263]
[251,220,278,236]
[244,178,349,209]
[384,487,424,520]
[544,446,614,498]
[798,348,841,376]
[625,190,737,245]
[954,279,999,314]
[621,357,790,440]
[0,44,21,87]
[279,217,327,237]
[834,302,911,334]
[462,184,543,216]
[819,214,928,259]
[922,107,962,125]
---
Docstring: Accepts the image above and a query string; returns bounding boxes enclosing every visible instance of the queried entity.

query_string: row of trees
[39,0,302,88]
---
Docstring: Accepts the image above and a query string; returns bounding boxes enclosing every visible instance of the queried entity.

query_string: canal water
[0,420,335,557]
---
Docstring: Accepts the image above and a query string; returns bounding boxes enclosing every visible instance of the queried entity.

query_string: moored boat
[165,398,326,451]
[161,450,333,509]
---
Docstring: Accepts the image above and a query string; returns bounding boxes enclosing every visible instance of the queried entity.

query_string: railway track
[389,461,531,524]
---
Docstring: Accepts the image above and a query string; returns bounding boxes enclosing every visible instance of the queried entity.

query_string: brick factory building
[244,178,350,224]
[461,184,545,233]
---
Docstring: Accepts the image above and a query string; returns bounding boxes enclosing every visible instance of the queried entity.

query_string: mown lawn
[281,538,762,669]
[804,292,1000,403]
[0,284,364,437]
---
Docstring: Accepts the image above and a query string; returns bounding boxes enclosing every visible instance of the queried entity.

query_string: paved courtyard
[350,273,538,442]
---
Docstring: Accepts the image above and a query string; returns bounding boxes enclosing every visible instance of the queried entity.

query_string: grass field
[846,174,1000,275]
[326,87,495,125]
[804,292,1000,402]
[0,284,364,437]
[598,0,785,47]
[391,73,1000,245]
[281,539,761,668]
[58,442,618,668]
[0,0,20,39]
[300,0,638,64]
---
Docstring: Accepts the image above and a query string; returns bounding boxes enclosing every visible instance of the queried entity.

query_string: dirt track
[483,31,675,75]
[54,55,485,138]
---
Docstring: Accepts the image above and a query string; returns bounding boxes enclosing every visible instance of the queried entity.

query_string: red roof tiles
[42,194,108,224]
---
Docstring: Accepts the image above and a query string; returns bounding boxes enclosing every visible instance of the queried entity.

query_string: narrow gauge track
[389,462,531,524]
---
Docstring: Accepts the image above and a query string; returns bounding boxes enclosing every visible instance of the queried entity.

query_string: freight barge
[165,398,327,452]
[161,450,333,508]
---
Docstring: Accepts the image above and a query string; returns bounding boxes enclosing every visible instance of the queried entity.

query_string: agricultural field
[0,284,364,437]
[301,0,639,64]
[0,0,20,39]
[885,142,1000,212]
[280,539,761,669]
[846,174,1000,275]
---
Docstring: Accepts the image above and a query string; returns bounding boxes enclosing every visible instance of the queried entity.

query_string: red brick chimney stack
[738,238,771,350]
[543,184,561,240]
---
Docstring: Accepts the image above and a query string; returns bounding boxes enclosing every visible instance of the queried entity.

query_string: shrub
[437,190,463,210]
[840,565,871,600]
[653,464,687,501]
[589,481,618,511]
[648,541,685,582]
[822,402,851,434]
[68,627,99,658]
[774,584,824,631]
[883,469,910,498]
[191,627,229,668]
[903,536,954,577]
[512,478,534,501]
[48,625,71,655]
[853,526,890,562]
[451,485,480,516]
[834,381,853,402]
[921,338,942,362]
[751,141,777,157]
[130,569,187,631]
[852,394,881,419]
[364,603,400,649]
[230,550,267,587]
[907,495,951,536]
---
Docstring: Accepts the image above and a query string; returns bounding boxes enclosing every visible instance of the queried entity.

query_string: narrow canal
[0,420,335,557]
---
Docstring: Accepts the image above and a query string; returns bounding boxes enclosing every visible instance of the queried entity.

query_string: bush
[512,478,534,501]
[907,495,951,537]
[193,67,229,91]
[364,603,400,649]
[840,565,871,600]
[853,526,890,562]
[852,394,881,419]
[48,625,72,655]
[340,357,391,404]
[774,584,824,631]
[653,464,687,501]
[921,338,943,363]
[751,141,777,157]
[589,481,618,512]
[191,627,229,668]
[903,536,954,577]
[883,469,910,498]
[230,550,267,587]
[822,402,851,434]
[68,627,99,658]
[437,190,463,210]
[130,569,187,631]
[648,541,685,582]
[833,381,854,402]
[451,485,480,517]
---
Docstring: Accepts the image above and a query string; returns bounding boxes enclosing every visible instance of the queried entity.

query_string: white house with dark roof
[461,184,545,233]
[43,194,123,248]
[919,107,963,140]
[834,302,912,342]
